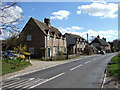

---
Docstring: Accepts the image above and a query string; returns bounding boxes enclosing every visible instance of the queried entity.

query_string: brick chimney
[97,35,100,38]
[44,18,51,27]
[102,37,106,41]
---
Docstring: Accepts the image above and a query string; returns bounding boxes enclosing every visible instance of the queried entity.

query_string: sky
[1,0,119,42]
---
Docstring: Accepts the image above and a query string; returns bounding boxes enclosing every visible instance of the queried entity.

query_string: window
[29,47,34,54]
[27,35,31,41]
[47,35,50,40]
[60,47,63,51]
[53,47,56,54]
[54,37,56,41]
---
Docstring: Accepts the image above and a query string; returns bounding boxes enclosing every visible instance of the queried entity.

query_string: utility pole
[87,33,89,44]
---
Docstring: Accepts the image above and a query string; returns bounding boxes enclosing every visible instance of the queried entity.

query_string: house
[65,33,87,54]
[90,35,111,53]
[19,17,67,58]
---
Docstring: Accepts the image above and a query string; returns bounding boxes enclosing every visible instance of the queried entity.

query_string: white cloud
[58,26,83,34]
[91,0,106,4]
[59,26,118,41]
[50,10,70,20]
[77,2,118,19]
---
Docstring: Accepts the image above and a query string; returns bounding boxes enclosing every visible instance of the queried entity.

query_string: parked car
[100,51,106,55]
[97,50,101,54]
[8,54,25,60]
[2,50,25,59]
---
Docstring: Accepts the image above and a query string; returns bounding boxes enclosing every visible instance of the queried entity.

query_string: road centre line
[70,64,83,71]
[84,61,91,64]
[29,72,65,88]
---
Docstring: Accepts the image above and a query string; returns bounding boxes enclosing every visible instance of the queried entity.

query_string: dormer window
[27,35,31,41]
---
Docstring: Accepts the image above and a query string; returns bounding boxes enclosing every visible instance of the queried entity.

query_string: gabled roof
[31,17,62,38]
[65,33,87,41]
[90,45,98,51]
[92,37,109,46]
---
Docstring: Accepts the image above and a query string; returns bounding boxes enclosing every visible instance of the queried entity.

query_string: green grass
[2,59,31,75]
[108,54,120,80]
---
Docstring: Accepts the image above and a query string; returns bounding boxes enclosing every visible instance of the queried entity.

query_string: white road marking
[22,78,44,88]
[15,78,43,88]
[70,64,83,71]
[7,78,35,88]
[101,72,107,88]
[84,61,91,64]
[29,72,65,88]
[2,78,28,88]
[92,58,96,61]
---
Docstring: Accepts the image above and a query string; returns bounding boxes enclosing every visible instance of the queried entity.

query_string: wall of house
[19,18,45,58]
[45,34,67,58]
[65,34,76,47]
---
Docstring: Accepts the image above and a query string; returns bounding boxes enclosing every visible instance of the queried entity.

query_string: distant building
[91,35,111,52]
[19,17,67,58]
[65,33,87,54]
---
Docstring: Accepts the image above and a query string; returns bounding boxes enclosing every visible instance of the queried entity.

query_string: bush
[58,51,64,55]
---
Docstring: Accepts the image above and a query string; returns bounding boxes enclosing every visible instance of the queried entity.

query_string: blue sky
[1,1,119,42]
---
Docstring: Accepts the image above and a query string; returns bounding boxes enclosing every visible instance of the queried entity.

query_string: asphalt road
[2,53,118,89]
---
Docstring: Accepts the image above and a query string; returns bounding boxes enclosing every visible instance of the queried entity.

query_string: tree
[14,44,27,54]
[2,35,18,51]
[0,2,24,33]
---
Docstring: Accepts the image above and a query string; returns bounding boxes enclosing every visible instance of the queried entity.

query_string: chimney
[44,18,51,27]
[102,37,106,41]
[97,35,100,38]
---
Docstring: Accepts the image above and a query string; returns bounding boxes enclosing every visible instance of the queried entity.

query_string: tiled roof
[65,33,86,41]
[92,37,109,46]
[32,17,62,37]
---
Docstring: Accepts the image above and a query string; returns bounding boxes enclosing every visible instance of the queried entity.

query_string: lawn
[2,58,31,75]
[108,54,120,80]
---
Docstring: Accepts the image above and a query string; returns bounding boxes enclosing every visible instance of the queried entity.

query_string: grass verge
[107,53,120,80]
[2,59,31,75]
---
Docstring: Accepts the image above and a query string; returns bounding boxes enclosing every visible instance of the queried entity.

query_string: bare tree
[89,36,96,42]
[0,1,24,33]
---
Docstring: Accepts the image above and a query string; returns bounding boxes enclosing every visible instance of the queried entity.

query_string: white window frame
[29,47,34,54]
[53,47,56,54]
[54,36,56,41]
[47,35,50,40]
[27,35,31,41]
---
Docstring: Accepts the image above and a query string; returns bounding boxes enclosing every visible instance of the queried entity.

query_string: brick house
[65,33,87,54]
[91,35,111,52]
[19,17,67,58]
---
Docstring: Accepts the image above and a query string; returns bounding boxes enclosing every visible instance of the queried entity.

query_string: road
[1,53,117,89]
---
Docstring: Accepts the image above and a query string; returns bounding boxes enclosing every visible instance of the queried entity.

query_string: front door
[48,48,50,57]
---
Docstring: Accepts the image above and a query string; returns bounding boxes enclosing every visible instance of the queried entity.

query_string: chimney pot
[44,18,51,27]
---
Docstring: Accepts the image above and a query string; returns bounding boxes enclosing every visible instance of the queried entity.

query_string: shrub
[58,51,64,55]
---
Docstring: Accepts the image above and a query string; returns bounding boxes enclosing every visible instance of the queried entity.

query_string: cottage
[91,35,111,53]
[19,17,67,58]
[65,33,87,54]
